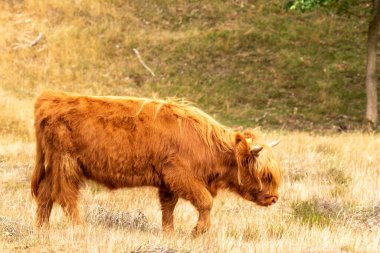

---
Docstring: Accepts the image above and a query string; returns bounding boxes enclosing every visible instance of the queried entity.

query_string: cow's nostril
[272,198,277,203]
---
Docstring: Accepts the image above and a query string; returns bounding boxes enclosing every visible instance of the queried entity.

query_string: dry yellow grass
[0,122,379,252]
[1,1,379,252]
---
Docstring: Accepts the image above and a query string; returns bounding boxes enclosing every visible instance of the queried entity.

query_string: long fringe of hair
[128,97,234,152]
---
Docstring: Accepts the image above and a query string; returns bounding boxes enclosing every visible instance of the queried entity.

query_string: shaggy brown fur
[31,91,282,235]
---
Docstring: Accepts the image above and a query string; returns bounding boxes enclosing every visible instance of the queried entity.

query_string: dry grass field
[0,112,379,252]
[1,0,380,252]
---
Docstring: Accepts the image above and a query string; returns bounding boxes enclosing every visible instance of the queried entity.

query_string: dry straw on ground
[0,216,33,242]
[85,204,154,231]
[0,1,379,251]
[0,131,379,252]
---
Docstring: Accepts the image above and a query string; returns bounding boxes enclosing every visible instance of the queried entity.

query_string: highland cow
[31,91,281,235]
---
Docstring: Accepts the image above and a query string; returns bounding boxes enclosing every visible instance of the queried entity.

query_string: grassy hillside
[0,0,376,141]
[1,2,380,252]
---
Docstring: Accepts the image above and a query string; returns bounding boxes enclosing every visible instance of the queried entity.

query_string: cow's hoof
[162,226,175,235]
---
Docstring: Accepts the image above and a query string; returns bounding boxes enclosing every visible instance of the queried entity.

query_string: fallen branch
[133,48,155,77]
[30,33,43,46]
[12,32,43,50]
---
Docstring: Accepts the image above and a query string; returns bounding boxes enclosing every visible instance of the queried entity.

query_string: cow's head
[233,130,282,206]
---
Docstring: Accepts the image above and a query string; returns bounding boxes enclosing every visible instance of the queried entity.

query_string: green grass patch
[292,200,333,227]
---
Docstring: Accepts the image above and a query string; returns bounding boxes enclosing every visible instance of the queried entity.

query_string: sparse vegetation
[85,204,153,231]
[0,132,379,252]
[1,0,380,252]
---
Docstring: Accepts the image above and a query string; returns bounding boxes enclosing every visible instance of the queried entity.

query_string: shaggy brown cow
[31,91,282,235]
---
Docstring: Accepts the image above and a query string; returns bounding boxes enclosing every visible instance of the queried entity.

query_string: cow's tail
[31,129,45,198]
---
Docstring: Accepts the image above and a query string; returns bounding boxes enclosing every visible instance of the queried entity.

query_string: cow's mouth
[255,195,278,206]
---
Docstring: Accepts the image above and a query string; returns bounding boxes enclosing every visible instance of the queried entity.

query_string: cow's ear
[235,133,249,185]
[235,133,248,148]
[235,133,250,156]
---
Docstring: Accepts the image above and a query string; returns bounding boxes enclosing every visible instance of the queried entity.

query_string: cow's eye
[264,173,272,183]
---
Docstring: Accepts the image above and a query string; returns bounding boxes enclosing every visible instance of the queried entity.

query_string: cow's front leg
[159,188,178,232]
[191,190,213,236]
[163,171,213,235]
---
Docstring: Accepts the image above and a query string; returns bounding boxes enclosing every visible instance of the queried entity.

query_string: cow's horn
[250,145,263,153]
[268,140,280,147]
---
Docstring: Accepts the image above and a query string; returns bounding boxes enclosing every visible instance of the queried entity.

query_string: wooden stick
[133,48,155,77]
[30,33,43,46]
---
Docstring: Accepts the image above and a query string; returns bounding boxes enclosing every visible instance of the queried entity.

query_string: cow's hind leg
[159,188,178,232]
[53,154,83,225]
[35,174,53,227]
[57,191,81,225]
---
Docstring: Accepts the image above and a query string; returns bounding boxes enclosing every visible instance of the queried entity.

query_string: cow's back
[34,91,206,188]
